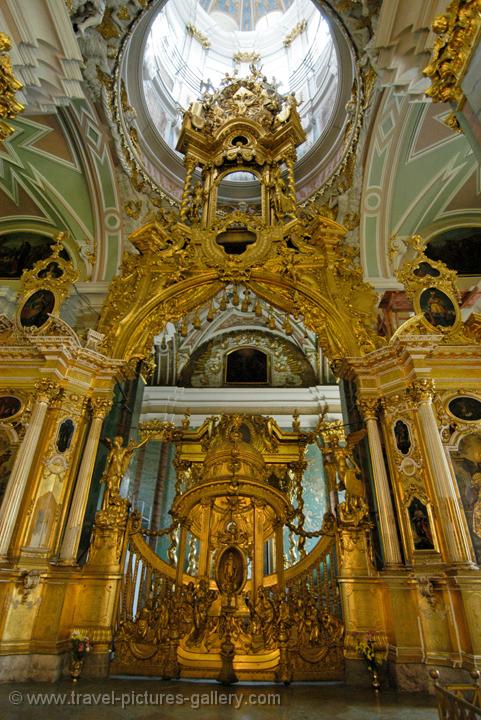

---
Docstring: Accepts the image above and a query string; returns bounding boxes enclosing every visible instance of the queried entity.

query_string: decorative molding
[283,20,307,48]
[186,24,210,49]
[0,33,24,141]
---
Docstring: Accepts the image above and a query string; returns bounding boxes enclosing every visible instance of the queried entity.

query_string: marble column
[0,380,60,559]
[359,398,402,567]
[410,379,474,565]
[59,398,111,564]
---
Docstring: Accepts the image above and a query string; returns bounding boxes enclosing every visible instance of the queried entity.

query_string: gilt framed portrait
[418,287,458,330]
[19,289,56,329]
[447,396,481,423]
[0,395,22,421]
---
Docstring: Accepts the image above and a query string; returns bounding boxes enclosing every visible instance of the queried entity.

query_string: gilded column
[285,150,297,206]
[253,500,265,598]
[409,379,474,565]
[275,521,285,590]
[0,380,60,559]
[59,397,111,563]
[359,398,402,567]
[180,155,196,222]
[175,521,189,584]
[197,499,212,577]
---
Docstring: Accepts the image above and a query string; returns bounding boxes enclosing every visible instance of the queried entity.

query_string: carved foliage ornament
[423,0,481,120]
[0,33,24,142]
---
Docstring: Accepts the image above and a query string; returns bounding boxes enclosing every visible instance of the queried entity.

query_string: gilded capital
[34,379,62,405]
[90,397,113,420]
[407,379,435,405]
[357,398,379,420]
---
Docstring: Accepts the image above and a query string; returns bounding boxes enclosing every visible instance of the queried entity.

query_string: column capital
[34,379,62,404]
[357,397,380,420]
[89,397,113,419]
[407,379,435,405]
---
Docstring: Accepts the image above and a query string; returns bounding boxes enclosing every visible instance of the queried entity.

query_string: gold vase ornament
[69,658,84,683]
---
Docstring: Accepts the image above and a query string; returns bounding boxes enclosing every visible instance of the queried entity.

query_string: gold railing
[112,513,344,681]
[431,670,481,720]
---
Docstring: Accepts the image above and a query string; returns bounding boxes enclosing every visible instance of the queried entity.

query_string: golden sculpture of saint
[101,435,148,506]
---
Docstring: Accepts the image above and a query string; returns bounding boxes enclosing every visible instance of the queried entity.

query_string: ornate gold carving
[0,33,24,142]
[233,51,261,64]
[96,8,121,40]
[407,379,435,405]
[358,397,379,421]
[186,23,210,49]
[34,379,62,405]
[423,0,481,109]
[98,69,380,367]
[283,20,308,47]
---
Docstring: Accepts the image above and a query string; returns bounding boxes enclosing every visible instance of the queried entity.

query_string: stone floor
[0,678,438,719]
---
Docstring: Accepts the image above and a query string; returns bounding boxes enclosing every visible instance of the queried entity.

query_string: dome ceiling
[117,0,362,205]
[200,0,294,32]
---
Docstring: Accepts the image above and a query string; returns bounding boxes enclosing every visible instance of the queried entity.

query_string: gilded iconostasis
[0,0,480,692]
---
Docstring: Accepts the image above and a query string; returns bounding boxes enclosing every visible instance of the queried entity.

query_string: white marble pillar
[359,398,403,567]
[0,380,59,559]
[411,380,474,565]
[59,398,111,563]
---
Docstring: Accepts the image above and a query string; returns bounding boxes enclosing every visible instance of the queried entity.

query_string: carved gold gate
[110,415,345,682]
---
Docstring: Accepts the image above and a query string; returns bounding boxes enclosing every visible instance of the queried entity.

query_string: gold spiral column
[0,380,60,560]
[409,380,474,566]
[358,398,402,567]
[59,397,112,564]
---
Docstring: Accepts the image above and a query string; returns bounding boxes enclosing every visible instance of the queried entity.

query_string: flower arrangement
[70,631,92,660]
[356,634,380,673]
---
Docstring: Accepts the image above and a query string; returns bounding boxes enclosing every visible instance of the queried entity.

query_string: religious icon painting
[0,395,22,421]
[56,419,75,453]
[450,432,481,564]
[407,497,435,551]
[413,261,440,278]
[447,396,481,423]
[393,420,411,455]
[216,545,246,595]
[418,287,457,330]
[19,289,56,329]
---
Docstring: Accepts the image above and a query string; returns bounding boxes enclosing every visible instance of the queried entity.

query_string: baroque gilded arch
[97,217,381,368]
[98,68,381,367]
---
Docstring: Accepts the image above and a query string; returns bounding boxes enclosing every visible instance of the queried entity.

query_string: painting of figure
[225,347,268,384]
[0,395,21,420]
[394,420,411,455]
[20,289,55,328]
[413,261,440,278]
[451,433,481,563]
[448,396,481,422]
[408,497,435,550]
[420,287,457,328]
[0,232,69,278]
[56,419,75,453]
[216,546,245,595]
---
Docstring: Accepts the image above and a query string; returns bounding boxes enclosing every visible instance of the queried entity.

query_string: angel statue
[101,435,148,506]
